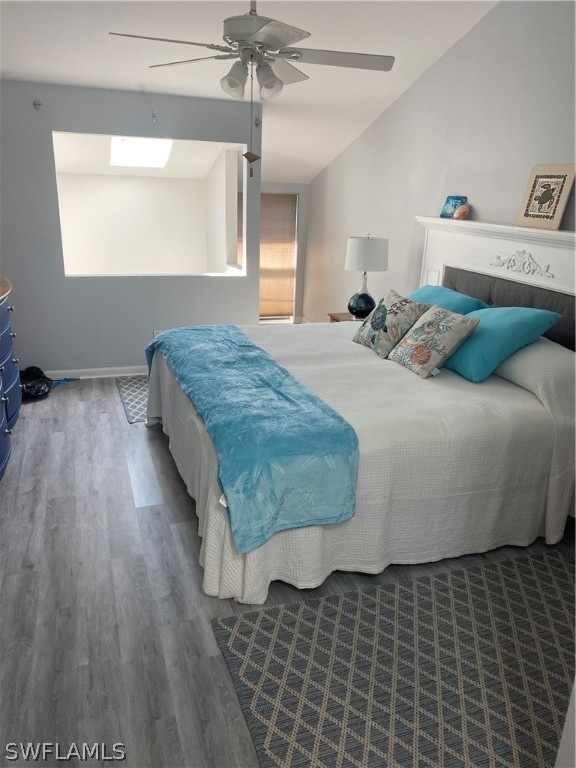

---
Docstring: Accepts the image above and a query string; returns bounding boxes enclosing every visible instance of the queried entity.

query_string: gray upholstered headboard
[416,217,575,352]
[442,266,575,351]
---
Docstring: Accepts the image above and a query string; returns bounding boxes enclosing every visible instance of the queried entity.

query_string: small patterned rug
[212,550,575,768]
[116,376,148,423]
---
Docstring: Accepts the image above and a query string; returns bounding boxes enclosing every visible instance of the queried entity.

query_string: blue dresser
[0,277,21,480]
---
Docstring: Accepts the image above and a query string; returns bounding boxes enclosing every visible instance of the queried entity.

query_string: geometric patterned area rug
[212,550,575,768]
[115,375,148,424]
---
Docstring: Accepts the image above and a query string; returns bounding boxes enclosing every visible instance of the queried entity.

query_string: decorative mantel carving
[416,217,574,296]
[490,250,554,279]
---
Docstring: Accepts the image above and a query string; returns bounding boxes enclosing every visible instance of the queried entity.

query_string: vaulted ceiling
[0,1,496,182]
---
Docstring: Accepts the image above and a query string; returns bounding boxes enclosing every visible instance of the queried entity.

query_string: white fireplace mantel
[416,217,575,295]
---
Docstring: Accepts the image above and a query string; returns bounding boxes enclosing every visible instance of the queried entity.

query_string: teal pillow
[408,285,489,314]
[443,306,562,382]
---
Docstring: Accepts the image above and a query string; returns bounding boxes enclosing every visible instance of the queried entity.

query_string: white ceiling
[0,1,496,183]
[52,131,242,177]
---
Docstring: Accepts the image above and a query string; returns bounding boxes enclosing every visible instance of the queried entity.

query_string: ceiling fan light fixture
[111,2,396,104]
[256,63,283,100]
[220,60,248,99]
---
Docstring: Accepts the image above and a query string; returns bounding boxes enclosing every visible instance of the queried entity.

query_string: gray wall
[0,81,262,372]
[303,1,575,322]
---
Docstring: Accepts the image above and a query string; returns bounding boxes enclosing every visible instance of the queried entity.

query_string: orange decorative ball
[453,203,471,220]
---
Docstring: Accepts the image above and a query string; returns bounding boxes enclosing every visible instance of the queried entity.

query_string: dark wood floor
[0,378,573,768]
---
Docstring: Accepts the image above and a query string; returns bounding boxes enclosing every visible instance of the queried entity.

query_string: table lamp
[345,236,389,318]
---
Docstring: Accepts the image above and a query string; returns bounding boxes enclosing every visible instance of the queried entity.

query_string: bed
[147,218,575,604]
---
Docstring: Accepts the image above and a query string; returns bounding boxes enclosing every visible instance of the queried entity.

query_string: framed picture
[440,196,468,219]
[517,164,575,230]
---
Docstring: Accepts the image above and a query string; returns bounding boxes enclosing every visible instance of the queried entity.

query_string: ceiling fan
[110,1,395,102]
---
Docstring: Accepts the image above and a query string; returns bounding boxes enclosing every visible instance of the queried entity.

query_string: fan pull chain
[249,61,254,177]
[242,55,261,175]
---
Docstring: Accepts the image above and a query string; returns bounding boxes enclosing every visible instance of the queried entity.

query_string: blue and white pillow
[389,306,479,378]
[353,289,430,359]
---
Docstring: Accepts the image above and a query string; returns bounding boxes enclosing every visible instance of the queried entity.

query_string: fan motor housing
[223,15,271,46]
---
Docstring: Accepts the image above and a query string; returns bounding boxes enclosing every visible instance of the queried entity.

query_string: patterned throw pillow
[353,289,431,359]
[388,306,480,378]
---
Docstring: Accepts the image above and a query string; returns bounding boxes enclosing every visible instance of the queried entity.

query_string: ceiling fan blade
[270,58,309,85]
[149,54,235,70]
[109,32,232,53]
[246,20,310,50]
[281,47,395,72]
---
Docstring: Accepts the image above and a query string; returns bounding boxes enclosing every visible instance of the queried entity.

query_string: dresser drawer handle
[12,358,19,364]
[10,333,16,338]
[4,429,12,435]
[1,396,8,404]
[7,306,14,312]
[0,367,4,373]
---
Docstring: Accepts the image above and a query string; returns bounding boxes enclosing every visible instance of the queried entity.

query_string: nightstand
[328,312,358,322]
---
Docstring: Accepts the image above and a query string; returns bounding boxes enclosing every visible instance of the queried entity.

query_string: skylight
[110,136,173,168]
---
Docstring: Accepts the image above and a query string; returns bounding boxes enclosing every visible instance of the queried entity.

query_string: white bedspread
[147,321,575,604]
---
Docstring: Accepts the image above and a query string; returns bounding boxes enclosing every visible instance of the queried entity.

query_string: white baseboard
[45,365,148,380]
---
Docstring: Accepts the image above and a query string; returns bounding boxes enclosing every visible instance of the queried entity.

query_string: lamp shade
[345,236,389,273]
[345,236,389,319]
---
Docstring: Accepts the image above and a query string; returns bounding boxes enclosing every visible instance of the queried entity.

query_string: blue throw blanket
[146,325,359,553]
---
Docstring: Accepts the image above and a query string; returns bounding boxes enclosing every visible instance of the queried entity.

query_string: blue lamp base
[347,291,375,319]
